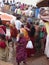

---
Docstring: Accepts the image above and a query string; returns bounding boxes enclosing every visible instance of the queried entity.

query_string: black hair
[16,15,21,20]
[0,18,2,25]
[29,26,35,37]
[21,24,24,28]
[0,34,5,40]
[36,22,39,25]
[8,39,12,43]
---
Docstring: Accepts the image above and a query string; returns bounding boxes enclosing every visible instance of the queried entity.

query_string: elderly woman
[16,33,27,65]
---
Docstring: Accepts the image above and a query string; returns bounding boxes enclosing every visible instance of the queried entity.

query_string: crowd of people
[0,2,49,65]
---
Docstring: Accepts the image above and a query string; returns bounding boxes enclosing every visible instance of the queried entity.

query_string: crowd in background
[0,1,49,65]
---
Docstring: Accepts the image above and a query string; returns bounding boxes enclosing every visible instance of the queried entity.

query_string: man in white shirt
[15,20,22,31]
[10,15,23,31]
[14,16,23,31]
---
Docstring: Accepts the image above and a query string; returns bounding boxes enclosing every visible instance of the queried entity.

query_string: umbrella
[0,12,16,25]
[0,12,15,21]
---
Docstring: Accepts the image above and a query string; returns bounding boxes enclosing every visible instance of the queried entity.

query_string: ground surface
[0,55,49,65]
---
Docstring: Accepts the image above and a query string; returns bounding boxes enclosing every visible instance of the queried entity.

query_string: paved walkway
[0,56,49,65]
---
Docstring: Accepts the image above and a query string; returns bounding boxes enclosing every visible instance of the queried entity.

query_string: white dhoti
[44,35,49,58]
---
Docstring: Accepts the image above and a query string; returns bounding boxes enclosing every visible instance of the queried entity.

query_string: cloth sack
[26,40,33,49]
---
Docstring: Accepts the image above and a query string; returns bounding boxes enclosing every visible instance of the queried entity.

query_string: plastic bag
[26,40,33,49]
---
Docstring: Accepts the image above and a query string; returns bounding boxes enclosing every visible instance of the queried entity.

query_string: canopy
[36,0,49,8]
[0,12,16,21]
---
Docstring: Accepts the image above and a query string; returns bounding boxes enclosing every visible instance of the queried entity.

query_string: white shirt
[15,20,22,30]
[6,28,11,37]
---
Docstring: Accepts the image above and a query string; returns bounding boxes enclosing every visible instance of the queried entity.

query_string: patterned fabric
[0,28,5,35]
[20,28,29,40]
[0,25,6,34]
[16,37,27,62]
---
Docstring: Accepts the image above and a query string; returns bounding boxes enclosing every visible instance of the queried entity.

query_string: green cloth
[40,32,44,39]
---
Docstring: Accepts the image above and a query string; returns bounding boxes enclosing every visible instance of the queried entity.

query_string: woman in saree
[16,33,27,65]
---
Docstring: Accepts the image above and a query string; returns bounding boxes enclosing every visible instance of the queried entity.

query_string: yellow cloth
[17,9,22,15]
[45,22,49,35]
[20,28,29,40]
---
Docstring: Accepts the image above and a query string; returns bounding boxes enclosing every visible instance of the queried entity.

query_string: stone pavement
[0,56,49,65]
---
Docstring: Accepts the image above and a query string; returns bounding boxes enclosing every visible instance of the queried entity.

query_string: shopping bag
[26,40,33,49]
